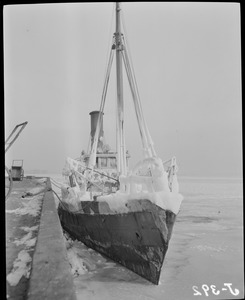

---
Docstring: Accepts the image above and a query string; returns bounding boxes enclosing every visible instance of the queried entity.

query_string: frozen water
[49,174,243,300]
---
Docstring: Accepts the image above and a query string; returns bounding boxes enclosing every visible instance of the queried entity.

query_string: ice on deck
[98,189,183,215]
[98,169,182,215]
[99,157,183,214]
[60,156,183,214]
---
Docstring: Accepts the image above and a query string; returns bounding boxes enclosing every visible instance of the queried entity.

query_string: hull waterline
[58,199,176,284]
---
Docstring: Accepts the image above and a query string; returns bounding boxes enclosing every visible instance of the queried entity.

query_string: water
[46,174,243,300]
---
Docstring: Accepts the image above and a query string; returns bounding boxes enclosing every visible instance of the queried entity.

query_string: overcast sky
[4,2,242,177]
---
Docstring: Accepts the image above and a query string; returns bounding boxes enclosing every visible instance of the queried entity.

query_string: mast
[115,2,127,175]
[88,2,156,173]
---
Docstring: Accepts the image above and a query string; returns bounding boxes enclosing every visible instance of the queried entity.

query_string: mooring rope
[48,187,70,211]
[49,176,109,214]
[50,177,63,188]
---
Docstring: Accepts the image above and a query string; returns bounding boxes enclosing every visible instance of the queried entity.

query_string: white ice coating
[62,157,86,177]
[61,156,183,214]
[61,183,92,211]
[7,250,32,286]
[98,190,183,215]
[98,157,183,214]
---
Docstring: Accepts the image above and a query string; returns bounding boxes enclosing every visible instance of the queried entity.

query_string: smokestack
[89,111,104,148]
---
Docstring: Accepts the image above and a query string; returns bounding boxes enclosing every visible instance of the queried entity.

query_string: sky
[4,2,242,177]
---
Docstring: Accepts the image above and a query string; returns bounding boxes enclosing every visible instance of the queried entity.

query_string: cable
[50,178,63,189]
[50,186,101,214]
[49,188,70,211]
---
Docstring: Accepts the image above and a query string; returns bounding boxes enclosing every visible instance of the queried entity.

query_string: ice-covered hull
[58,199,176,284]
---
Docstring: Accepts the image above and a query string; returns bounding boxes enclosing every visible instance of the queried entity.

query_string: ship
[58,2,183,285]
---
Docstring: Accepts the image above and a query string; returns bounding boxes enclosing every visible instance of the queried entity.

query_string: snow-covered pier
[6,177,76,300]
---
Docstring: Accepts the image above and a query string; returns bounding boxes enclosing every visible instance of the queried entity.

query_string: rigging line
[95,48,114,124]
[89,48,115,167]
[122,54,144,145]
[78,165,119,182]
[89,3,115,165]
[50,177,63,187]
[85,5,115,158]
[50,177,65,187]
[101,3,116,93]
[50,179,62,190]
[73,170,105,192]
[162,158,173,166]
[120,15,155,156]
[101,48,115,113]
[121,50,149,154]
[122,38,147,132]
[121,9,143,114]
[124,44,156,156]
[107,3,116,64]
[115,74,120,173]
[123,43,156,157]
[120,25,151,150]
[64,155,119,182]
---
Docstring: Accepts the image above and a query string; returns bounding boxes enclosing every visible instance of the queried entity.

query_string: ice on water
[49,174,243,300]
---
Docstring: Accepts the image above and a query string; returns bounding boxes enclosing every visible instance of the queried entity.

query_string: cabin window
[100,157,107,168]
[96,157,98,168]
[110,157,117,168]
[69,175,76,187]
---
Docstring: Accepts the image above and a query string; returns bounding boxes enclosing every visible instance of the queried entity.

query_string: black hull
[58,199,176,284]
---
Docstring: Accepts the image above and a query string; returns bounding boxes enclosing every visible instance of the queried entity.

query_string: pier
[6,177,77,300]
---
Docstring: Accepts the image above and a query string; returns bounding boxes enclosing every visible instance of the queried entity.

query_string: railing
[120,156,178,193]
[163,157,178,191]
